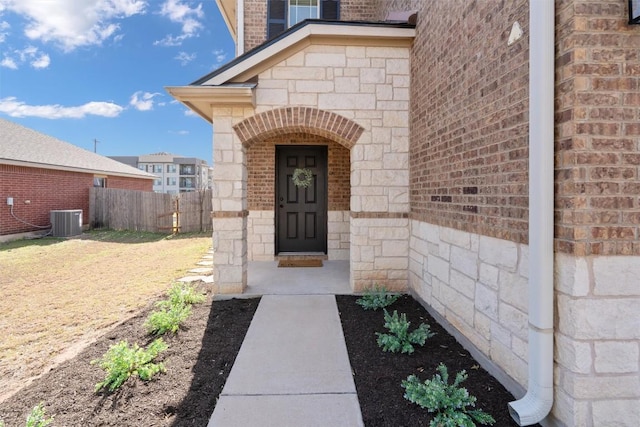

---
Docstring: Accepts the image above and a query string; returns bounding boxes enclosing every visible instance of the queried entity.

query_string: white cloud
[212,49,226,67]
[1,0,147,51]
[0,96,123,118]
[30,52,50,68]
[0,57,17,69]
[0,20,10,43]
[1,45,49,69]
[129,91,161,111]
[153,33,187,47]
[175,51,195,65]
[154,0,203,46]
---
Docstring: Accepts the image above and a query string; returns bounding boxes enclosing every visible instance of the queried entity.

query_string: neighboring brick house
[0,118,155,238]
[168,1,639,425]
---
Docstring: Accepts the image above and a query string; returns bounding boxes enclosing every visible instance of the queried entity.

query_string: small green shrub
[145,303,192,335]
[376,309,434,354]
[25,403,53,427]
[156,282,206,310]
[92,338,167,392]
[0,417,5,427]
[356,285,400,310]
[402,364,495,427]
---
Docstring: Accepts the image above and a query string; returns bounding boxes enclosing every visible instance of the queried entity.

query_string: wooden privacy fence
[89,188,212,233]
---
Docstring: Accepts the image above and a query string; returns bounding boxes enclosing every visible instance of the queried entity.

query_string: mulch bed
[336,294,537,427]
[0,295,260,427]
[0,292,537,426]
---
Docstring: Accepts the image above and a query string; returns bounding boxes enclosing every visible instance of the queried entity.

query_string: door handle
[279,204,284,208]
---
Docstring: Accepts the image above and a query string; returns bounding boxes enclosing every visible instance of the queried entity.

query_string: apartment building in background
[110,153,212,194]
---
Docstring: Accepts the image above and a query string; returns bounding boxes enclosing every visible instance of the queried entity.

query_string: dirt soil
[0,293,260,426]
[0,291,538,426]
[0,231,210,402]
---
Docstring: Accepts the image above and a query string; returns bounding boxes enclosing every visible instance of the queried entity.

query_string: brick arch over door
[233,107,364,149]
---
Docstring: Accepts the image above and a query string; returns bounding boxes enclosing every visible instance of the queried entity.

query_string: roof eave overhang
[165,85,256,123]
[204,23,416,86]
[0,159,156,180]
[215,0,237,41]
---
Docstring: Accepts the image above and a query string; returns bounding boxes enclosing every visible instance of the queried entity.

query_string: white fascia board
[165,85,256,123]
[203,24,416,86]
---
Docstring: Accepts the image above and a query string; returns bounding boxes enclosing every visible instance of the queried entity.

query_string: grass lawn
[0,230,210,402]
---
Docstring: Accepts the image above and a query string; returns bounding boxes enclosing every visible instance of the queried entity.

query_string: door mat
[278,259,323,268]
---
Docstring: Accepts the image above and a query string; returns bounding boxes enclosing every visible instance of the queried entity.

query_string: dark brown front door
[276,145,327,253]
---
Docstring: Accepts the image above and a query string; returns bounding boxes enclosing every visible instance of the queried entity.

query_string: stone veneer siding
[409,221,531,388]
[378,0,640,425]
[246,133,350,260]
[211,40,412,292]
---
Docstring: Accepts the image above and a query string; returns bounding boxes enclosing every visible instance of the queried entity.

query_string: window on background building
[153,179,162,186]
[267,0,339,39]
[153,164,163,173]
[167,177,177,186]
[93,177,106,187]
[180,177,194,188]
[180,164,195,175]
[138,165,145,171]
[167,164,177,173]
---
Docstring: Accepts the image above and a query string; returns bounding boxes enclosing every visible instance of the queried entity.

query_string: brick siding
[234,106,364,149]
[340,0,382,21]
[247,133,350,211]
[244,0,267,51]
[555,0,640,256]
[243,0,382,52]
[400,0,530,246]
[0,164,151,235]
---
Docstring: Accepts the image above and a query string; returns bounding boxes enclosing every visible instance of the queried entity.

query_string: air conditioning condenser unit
[50,210,83,237]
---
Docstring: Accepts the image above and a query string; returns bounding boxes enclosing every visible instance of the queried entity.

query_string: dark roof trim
[190,19,416,86]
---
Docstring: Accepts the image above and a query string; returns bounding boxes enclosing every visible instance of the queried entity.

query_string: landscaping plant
[376,309,434,354]
[145,282,206,335]
[156,282,206,310]
[92,338,168,392]
[145,302,192,335]
[25,403,54,427]
[356,285,400,310]
[402,363,496,427]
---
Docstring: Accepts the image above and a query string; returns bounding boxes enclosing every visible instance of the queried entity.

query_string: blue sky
[0,0,235,164]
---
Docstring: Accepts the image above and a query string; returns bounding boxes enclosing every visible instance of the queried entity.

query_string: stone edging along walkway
[177,247,214,284]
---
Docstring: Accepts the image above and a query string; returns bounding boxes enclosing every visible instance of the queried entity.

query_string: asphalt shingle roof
[0,118,155,179]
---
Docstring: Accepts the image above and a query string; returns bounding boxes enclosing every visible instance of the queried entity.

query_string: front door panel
[276,145,327,253]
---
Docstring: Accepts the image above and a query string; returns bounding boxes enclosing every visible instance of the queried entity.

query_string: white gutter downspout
[237,0,245,56]
[508,0,554,425]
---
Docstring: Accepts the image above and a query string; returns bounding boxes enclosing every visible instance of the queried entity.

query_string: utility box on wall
[50,210,83,237]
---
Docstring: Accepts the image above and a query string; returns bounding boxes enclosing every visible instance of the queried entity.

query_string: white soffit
[164,85,256,122]
[215,0,237,40]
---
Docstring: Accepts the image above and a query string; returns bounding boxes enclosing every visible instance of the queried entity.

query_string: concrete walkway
[207,262,364,427]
